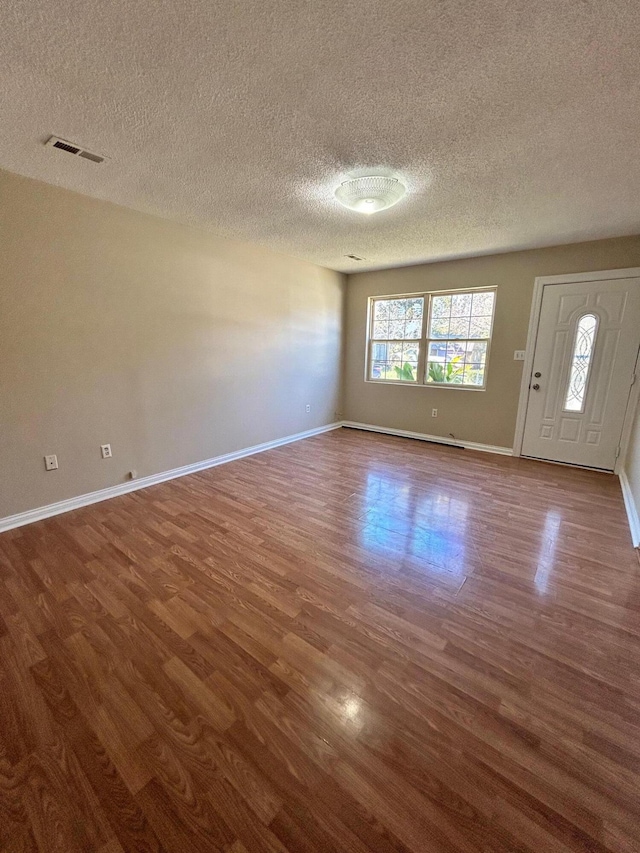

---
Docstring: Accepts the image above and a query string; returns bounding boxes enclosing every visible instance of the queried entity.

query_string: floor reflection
[341,694,361,721]
[534,509,561,593]
[358,471,471,575]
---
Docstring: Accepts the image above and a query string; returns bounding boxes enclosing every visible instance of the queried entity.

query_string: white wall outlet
[305,404,311,413]
[100,444,113,459]
[514,350,526,361]
[44,454,58,471]
[432,408,438,417]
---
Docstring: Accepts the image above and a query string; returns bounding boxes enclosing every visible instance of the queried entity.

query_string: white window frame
[366,286,497,390]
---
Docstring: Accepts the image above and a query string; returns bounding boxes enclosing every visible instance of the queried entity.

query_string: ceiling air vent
[46,136,106,163]
[345,254,365,261]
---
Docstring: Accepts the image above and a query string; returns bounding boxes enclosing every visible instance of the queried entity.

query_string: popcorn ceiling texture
[0,0,639,272]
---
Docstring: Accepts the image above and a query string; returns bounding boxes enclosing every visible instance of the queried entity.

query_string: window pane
[465,340,488,365]
[471,291,495,316]
[387,298,423,322]
[390,361,417,381]
[388,320,405,339]
[462,362,486,386]
[374,300,390,320]
[429,317,450,339]
[402,343,419,364]
[564,314,597,412]
[426,290,494,386]
[451,292,472,316]
[370,359,385,379]
[469,315,492,338]
[426,340,464,384]
[406,298,424,320]
[428,340,446,361]
[372,297,423,340]
[429,290,494,338]
[431,294,451,318]
[370,340,417,381]
[427,359,462,384]
[445,341,464,361]
[373,320,388,339]
[387,299,404,319]
[426,340,487,385]
[405,318,422,338]
[449,316,470,338]
[373,342,388,361]
[461,340,488,386]
[429,295,452,338]
[388,342,404,363]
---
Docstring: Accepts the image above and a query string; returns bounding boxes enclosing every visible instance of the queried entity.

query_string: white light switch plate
[514,350,526,361]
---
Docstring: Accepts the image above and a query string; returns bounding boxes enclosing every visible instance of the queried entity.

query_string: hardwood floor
[1,427,639,853]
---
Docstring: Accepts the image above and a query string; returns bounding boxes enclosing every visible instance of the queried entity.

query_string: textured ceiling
[1,1,639,272]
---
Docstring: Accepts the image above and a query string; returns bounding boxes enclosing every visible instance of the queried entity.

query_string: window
[564,313,597,413]
[367,288,496,388]
[426,290,495,387]
[369,297,424,382]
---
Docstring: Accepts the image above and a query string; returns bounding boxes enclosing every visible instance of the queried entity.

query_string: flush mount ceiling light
[335,175,406,214]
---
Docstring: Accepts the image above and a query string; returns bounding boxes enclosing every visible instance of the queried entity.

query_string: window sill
[364,379,486,391]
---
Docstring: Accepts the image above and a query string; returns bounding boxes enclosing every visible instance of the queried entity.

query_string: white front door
[521,276,640,470]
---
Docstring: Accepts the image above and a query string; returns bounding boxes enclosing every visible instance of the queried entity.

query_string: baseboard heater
[343,423,463,449]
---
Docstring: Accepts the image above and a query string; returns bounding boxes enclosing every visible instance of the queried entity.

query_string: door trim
[513,267,640,473]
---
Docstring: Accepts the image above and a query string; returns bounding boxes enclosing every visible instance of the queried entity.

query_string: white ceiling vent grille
[46,136,106,164]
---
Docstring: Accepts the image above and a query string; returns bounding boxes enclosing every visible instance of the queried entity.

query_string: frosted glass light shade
[335,176,406,214]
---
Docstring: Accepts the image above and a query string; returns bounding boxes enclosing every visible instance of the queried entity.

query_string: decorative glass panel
[564,314,598,413]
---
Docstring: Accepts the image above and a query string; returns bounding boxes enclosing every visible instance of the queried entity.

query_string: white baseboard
[0,422,343,533]
[620,469,640,548]
[342,421,513,456]
[7,418,633,546]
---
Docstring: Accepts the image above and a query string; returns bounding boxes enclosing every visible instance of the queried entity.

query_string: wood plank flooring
[1,427,639,853]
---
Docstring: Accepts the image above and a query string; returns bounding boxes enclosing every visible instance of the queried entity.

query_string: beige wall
[3,165,640,527]
[0,170,344,518]
[344,237,640,449]
[625,403,640,545]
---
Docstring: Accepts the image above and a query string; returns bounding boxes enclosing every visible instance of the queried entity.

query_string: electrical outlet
[305,404,311,413]
[100,444,112,459]
[44,454,58,471]
[432,408,438,417]
[514,350,526,361]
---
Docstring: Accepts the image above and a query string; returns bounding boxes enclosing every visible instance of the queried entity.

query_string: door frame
[512,267,640,473]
